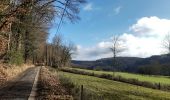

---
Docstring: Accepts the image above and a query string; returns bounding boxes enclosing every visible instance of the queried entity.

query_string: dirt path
[0,66,41,100]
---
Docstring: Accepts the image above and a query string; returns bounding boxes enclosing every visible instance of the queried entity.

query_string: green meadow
[58,71,170,100]
[66,67,170,85]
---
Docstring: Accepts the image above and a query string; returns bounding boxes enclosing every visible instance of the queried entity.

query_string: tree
[60,42,77,67]
[0,0,86,65]
[162,33,170,54]
[45,34,76,68]
[110,35,125,71]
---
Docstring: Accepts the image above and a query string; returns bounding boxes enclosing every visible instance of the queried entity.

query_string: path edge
[28,66,41,100]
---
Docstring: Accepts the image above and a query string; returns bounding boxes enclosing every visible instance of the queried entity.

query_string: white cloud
[130,16,170,37]
[83,3,93,11]
[114,6,122,15]
[73,16,170,60]
[120,33,164,57]
[73,43,113,60]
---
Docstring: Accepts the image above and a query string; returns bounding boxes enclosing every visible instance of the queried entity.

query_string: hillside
[72,57,142,69]
[72,54,170,75]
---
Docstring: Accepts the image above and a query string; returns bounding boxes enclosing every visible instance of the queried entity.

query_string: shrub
[99,73,112,79]
[59,76,75,94]
[8,50,24,65]
[59,75,80,99]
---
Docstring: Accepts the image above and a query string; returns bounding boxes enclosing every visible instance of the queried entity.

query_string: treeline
[0,0,86,66]
[45,35,77,68]
[137,63,170,76]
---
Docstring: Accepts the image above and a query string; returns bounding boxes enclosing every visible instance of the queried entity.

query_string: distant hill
[72,57,142,70]
[71,54,170,75]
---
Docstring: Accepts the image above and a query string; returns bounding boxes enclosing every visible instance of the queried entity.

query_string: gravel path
[0,66,41,100]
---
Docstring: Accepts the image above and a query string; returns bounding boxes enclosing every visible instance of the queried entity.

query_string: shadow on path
[0,66,40,100]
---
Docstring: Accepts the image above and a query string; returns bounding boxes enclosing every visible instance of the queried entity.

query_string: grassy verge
[37,66,73,99]
[58,71,170,100]
[0,63,33,86]
[60,67,170,91]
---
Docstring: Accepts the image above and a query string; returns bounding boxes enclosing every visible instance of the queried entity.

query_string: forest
[0,0,86,67]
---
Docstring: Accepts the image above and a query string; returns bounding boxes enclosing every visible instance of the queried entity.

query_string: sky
[48,0,170,61]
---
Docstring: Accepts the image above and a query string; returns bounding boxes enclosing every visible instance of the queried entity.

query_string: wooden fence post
[158,82,161,90]
[80,85,83,100]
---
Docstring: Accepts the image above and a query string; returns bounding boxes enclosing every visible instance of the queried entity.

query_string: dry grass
[0,35,7,56]
[37,67,73,100]
[0,63,33,86]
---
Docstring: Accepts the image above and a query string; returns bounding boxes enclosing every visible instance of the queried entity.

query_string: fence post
[80,85,83,100]
[158,82,161,90]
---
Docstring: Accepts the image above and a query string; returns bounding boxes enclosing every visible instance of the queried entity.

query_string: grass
[0,63,33,86]
[58,71,170,100]
[67,67,170,85]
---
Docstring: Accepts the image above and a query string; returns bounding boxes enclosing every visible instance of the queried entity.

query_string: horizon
[71,53,169,61]
[49,0,170,60]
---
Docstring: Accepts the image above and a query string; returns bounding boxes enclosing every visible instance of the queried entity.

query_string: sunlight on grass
[68,67,170,85]
[58,71,170,100]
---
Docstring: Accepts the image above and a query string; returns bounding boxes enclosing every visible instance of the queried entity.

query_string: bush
[98,73,112,79]
[8,50,24,65]
[59,75,80,99]
[59,76,75,94]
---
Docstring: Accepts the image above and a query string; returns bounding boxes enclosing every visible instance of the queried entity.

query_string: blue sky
[48,0,170,60]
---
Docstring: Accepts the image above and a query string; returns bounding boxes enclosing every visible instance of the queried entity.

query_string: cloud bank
[73,16,170,60]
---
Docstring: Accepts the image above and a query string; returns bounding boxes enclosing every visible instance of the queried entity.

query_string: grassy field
[67,67,170,85]
[58,71,170,100]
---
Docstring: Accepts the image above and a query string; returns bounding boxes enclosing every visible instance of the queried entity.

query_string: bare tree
[110,35,126,71]
[0,0,86,64]
[162,33,170,54]
[60,42,77,67]
[45,34,76,68]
